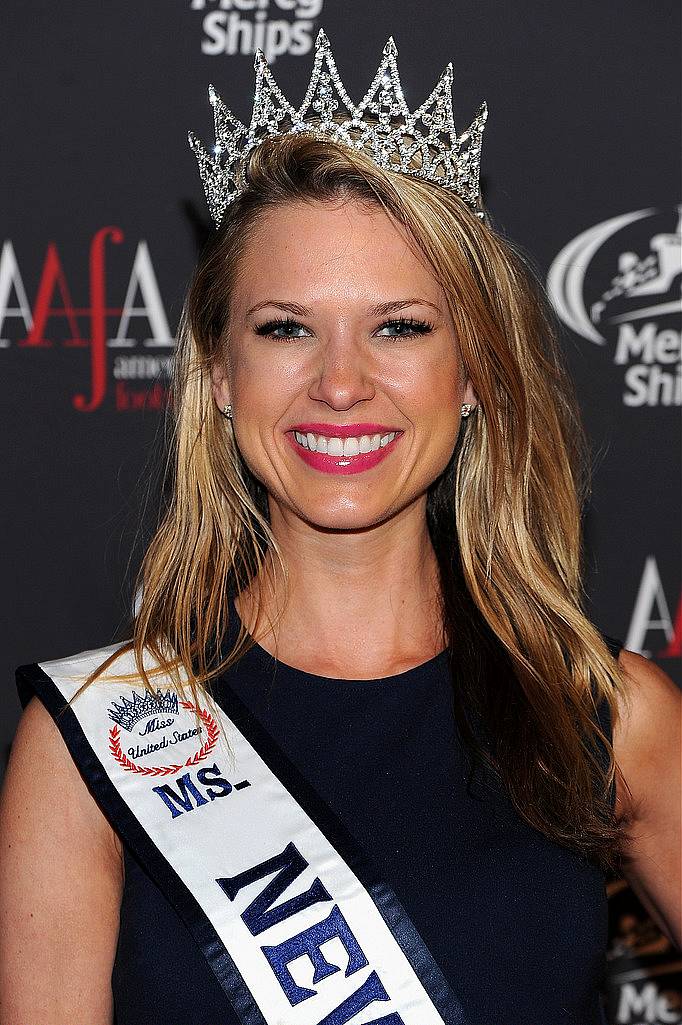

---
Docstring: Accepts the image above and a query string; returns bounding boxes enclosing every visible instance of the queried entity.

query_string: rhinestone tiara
[188,28,488,229]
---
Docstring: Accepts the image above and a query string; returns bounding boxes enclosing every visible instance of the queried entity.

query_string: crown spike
[253,48,269,72]
[189,30,488,227]
[453,101,488,206]
[356,38,409,119]
[459,100,488,144]
[298,28,356,117]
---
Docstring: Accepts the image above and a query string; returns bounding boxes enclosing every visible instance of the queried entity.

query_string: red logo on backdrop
[0,227,175,412]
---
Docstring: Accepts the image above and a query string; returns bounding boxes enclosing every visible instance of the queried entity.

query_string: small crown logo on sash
[108,689,180,733]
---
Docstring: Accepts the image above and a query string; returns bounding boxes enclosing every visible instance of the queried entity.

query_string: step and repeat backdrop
[1,2,680,1021]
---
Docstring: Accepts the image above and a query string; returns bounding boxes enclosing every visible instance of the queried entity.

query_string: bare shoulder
[2,694,123,860]
[612,648,681,812]
[611,648,681,949]
[0,695,123,1023]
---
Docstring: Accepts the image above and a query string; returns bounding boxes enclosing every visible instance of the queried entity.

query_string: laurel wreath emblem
[108,700,219,777]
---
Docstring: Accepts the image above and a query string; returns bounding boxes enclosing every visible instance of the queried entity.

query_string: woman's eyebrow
[244,297,443,318]
[245,300,309,318]
[370,298,443,316]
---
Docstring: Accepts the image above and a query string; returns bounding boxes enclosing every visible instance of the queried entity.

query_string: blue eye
[254,315,434,340]
[255,317,310,339]
[376,317,434,337]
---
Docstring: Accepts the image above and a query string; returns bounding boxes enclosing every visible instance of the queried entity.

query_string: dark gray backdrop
[1,2,680,1020]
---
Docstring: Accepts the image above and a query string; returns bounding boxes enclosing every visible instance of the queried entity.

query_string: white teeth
[293,430,398,455]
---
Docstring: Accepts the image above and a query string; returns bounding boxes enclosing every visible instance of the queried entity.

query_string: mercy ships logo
[190,0,324,63]
[107,686,219,777]
[547,206,681,407]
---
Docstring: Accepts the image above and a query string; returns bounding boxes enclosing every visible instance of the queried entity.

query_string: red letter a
[19,243,83,347]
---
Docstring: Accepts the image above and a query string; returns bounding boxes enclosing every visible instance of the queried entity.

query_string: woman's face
[213,198,477,532]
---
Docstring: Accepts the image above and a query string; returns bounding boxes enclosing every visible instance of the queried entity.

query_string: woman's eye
[255,318,310,339]
[376,317,434,338]
[254,316,434,340]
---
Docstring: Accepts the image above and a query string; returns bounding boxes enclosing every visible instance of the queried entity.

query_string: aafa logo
[0,227,175,412]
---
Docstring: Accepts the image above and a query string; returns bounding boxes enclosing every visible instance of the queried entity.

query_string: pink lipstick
[289,422,402,436]
[286,426,404,476]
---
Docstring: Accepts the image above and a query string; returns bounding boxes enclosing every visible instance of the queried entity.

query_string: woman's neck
[234,510,445,680]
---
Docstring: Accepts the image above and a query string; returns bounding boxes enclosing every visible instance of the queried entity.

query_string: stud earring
[222,403,233,420]
[461,403,473,418]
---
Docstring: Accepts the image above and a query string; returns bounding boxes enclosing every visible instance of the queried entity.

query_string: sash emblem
[107,687,220,777]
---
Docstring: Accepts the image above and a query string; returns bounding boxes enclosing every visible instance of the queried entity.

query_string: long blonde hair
[85,131,632,870]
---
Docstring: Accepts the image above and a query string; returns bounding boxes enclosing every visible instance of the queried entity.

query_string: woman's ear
[210,361,231,412]
[463,377,479,410]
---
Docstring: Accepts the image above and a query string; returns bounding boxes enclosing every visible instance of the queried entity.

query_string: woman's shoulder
[7,691,122,849]
[587,631,678,772]
[1,672,124,1018]
[3,651,126,925]
[11,639,134,856]
[11,639,136,864]
[608,647,681,948]
[610,647,680,807]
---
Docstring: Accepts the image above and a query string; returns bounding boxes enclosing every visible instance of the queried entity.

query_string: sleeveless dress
[17,597,622,1025]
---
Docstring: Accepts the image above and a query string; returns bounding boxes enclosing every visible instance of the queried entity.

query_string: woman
[1,31,680,1025]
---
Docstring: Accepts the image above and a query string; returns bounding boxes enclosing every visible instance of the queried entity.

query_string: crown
[188,28,488,229]
[107,688,179,733]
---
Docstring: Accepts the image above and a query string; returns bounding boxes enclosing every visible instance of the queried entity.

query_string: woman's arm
[613,648,682,950]
[0,696,124,1024]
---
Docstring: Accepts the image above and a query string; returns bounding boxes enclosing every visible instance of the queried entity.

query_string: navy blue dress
[95,601,621,1025]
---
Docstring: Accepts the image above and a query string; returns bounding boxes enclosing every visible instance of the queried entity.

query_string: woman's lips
[289,422,402,437]
[285,430,404,475]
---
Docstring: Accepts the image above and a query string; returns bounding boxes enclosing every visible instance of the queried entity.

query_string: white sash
[18,642,468,1025]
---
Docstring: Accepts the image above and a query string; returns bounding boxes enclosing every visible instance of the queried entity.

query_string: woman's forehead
[233,200,446,311]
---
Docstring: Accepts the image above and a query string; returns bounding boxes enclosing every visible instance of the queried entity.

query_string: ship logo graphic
[547,206,682,345]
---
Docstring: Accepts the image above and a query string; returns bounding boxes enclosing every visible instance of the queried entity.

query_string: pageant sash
[17,643,468,1025]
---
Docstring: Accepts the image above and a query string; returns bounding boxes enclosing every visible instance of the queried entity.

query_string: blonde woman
[1,31,679,1025]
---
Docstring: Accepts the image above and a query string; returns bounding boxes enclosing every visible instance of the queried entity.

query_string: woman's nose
[307,333,376,410]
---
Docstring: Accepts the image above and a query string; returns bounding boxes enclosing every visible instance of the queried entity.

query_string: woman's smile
[286,426,404,475]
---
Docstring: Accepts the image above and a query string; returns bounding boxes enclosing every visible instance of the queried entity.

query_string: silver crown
[188,28,488,229]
